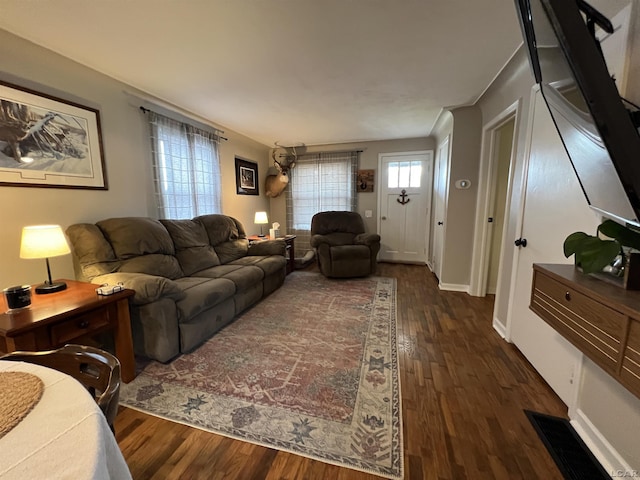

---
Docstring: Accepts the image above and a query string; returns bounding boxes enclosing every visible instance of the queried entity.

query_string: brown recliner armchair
[310,211,381,278]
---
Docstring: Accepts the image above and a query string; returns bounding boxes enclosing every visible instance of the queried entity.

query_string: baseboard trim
[570,408,633,476]
[438,283,468,292]
[492,318,507,339]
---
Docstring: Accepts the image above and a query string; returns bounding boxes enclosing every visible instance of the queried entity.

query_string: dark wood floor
[115,263,567,479]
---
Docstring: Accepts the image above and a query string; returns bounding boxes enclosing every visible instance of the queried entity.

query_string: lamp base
[258,234,266,238]
[35,281,67,294]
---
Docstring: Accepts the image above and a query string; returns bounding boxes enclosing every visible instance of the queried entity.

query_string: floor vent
[525,410,610,480]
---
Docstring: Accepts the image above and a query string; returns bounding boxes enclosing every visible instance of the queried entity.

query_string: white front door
[378,151,433,263]
[431,137,450,280]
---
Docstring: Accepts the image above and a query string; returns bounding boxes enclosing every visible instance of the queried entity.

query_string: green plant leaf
[574,237,620,274]
[563,231,590,257]
[598,219,640,251]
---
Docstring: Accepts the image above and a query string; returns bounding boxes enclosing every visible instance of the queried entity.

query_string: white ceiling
[0,0,628,147]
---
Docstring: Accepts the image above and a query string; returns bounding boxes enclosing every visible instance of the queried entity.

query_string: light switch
[365,210,373,218]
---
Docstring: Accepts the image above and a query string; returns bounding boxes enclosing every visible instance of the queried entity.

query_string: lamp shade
[20,225,71,259]
[254,211,269,225]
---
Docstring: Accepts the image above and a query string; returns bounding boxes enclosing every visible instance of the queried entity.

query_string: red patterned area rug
[120,272,402,479]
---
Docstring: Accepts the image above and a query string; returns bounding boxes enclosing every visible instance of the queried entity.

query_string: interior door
[509,90,594,405]
[485,118,515,294]
[431,137,450,280]
[378,151,433,263]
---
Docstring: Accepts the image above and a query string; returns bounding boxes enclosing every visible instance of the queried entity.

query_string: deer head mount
[264,143,304,198]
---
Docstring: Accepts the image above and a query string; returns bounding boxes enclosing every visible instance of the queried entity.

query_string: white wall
[444,107,482,288]
[0,29,271,290]
[430,107,482,289]
[476,46,535,329]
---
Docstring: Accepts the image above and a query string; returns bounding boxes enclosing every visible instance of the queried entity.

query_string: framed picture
[357,169,375,192]
[0,81,107,189]
[235,157,259,195]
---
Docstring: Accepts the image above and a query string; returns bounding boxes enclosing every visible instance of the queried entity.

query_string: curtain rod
[139,106,228,141]
[278,149,363,158]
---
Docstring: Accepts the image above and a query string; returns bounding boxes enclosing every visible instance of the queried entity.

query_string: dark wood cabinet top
[533,263,640,318]
[0,279,134,336]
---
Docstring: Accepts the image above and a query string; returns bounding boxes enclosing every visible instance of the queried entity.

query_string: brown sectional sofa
[66,214,286,362]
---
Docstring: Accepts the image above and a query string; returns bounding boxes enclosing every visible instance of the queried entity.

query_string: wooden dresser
[530,263,640,399]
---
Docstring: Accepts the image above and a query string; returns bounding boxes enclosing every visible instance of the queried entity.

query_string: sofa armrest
[248,239,286,256]
[310,234,331,248]
[92,272,185,305]
[354,233,381,246]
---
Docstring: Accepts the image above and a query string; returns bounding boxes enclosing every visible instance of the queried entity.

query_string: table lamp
[20,225,71,294]
[254,211,269,237]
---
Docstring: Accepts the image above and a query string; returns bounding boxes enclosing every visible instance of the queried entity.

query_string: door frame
[376,150,433,264]
[429,136,451,279]
[469,100,521,297]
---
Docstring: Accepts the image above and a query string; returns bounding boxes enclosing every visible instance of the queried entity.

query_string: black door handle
[514,238,527,247]
[437,221,443,225]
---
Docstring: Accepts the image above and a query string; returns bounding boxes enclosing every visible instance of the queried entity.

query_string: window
[286,151,358,255]
[147,111,222,219]
[388,161,422,188]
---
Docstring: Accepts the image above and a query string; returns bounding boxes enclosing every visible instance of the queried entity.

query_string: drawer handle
[565,291,571,301]
[78,320,90,329]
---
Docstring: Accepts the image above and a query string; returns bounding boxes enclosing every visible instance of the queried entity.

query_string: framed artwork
[357,169,375,192]
[0,81,107,189]
[235,157,259,195]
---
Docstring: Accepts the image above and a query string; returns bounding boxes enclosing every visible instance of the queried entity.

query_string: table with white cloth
[0,361,132,480]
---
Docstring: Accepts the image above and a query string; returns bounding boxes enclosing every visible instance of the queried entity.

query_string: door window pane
[388,163,399,188]
[388,161,422,188]
[410,162,422,187]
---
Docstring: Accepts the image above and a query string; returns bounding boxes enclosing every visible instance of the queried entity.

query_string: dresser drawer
[621,321,640,398]
[50,309,111,345]
[531,270,625,375]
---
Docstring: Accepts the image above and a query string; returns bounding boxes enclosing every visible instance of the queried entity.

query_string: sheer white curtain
[286,151,358,256]
[148,111,222,219]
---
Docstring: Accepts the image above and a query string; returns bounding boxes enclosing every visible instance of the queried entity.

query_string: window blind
[148,111,222,219]
[286,151,358,256]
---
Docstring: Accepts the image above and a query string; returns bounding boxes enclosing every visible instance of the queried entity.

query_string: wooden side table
[0,279,136,383]
[248,235,296,274]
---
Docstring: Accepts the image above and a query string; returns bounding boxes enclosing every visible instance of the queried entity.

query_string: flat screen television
[514,0,640,228]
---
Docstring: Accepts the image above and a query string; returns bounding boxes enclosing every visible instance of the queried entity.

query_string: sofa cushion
[98,217,174,257]
[160,219,220,275]
[66,223,121,280]
[330,244,371,261]
[323,244,371,278]
[192,264,264,292]
[311,210,365,235]
[214,239,250,265]
[174,277,236,321]
[195,214,249,264]
[228,255,286,278]
[97,217,183,279]
[117,254,183,279]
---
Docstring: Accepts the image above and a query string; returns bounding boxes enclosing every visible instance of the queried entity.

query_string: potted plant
[564,219,640,288]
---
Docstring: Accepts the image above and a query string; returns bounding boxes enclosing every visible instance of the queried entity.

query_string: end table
[0,279,136,383]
